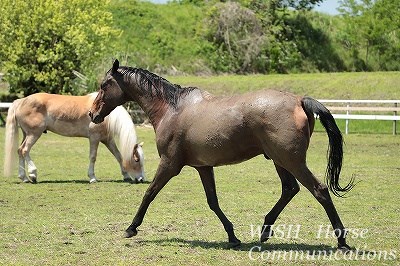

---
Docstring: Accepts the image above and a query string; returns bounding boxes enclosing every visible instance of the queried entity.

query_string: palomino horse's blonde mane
[89,92,144,174]
[105,103,144,170]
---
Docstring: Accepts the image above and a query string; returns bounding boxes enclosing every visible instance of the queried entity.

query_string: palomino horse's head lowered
[89,60,128,124]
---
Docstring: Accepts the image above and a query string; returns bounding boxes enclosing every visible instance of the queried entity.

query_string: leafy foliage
[201,2,267,73]
[109,0,399,74]
[1,0,399,97]
[0,0,119,96]
[337,0,400,71]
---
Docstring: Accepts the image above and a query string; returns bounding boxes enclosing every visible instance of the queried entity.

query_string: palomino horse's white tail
[4,99,21,177]
[105,105,145,179]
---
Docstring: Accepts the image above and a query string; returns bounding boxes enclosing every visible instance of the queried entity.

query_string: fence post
[394,103,398,135]
[345,103,350,134]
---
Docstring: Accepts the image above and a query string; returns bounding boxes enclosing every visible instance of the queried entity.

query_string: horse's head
[89,59,127,124]
[123,142,146,182]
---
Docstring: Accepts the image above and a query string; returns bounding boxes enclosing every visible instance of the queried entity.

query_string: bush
[0,0,119,96]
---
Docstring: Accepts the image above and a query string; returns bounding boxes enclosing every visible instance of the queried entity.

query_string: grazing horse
[4,92,145,184]
[89,60,354,250]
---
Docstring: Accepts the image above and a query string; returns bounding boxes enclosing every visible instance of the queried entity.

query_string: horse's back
[16,93,99,137]
[175,89,310,167]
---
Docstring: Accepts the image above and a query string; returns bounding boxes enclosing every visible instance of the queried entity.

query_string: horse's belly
[186,143,262,167]
[184,128,263,167]
[46,120,90,137]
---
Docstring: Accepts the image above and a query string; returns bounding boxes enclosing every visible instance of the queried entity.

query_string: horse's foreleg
[196,166,241,247]
[102,139,132,182]
[260,163,300,242]
[17,132,28,182]
[291,164,351,251]
[125,158,181,238]
[88,138,100,183]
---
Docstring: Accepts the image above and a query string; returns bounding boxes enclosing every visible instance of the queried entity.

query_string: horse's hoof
[338,243,352,253]
[124,228,137,238]
[89,178,97,184]
[228,239,241,249]
[124,179,134,184]
[30,177,37,184]
[260,227,274,243]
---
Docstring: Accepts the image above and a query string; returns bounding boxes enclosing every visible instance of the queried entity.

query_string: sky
[314,0,341,15]
[149,0,341,15]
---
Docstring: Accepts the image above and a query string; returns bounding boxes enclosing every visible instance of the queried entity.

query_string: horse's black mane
[117,66,197,108]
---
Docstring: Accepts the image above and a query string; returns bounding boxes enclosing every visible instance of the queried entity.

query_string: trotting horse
[89,59,354,250]
[4,92,145,184]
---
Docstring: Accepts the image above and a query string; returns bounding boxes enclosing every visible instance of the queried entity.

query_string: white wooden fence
[318,99,400,135]
[0,102,12,125]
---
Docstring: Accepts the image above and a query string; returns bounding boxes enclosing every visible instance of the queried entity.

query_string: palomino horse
[89,60,354,250]
[4,92,145,183]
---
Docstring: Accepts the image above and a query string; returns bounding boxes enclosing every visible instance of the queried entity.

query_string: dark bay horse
[89,60,354,250]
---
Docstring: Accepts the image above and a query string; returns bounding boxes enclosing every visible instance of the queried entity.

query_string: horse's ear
[112,59,119,74]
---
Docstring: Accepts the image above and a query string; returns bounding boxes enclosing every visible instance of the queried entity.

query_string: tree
[203,2,266,73]
[338,0,400,71]
[0,0,119,96]
[370,0,400,70]
[201,0,327,73]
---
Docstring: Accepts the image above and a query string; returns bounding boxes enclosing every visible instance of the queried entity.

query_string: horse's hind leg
[18,133,41,183]
[291,164,350,251]
[260,163,300,242]
[196,166,241,247]
[17,131,29,183]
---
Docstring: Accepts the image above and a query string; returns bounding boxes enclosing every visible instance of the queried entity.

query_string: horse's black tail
[302,96,354,197]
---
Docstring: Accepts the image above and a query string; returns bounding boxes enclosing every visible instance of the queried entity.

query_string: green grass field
[0,126,399,265]
[1,71,399,264]
[168,72,400,99]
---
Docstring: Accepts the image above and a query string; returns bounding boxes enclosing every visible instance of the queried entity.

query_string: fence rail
[0,102,12,108]
[318,99,400,135]
[0,102,12,126]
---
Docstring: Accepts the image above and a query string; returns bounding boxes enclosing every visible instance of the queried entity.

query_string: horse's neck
[124,79,206,129]
[131,94,169,129]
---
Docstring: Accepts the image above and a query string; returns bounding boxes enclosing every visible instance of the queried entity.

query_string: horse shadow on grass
[135,237,381,258]
[132,237,335,252]
[20,179,151,185]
